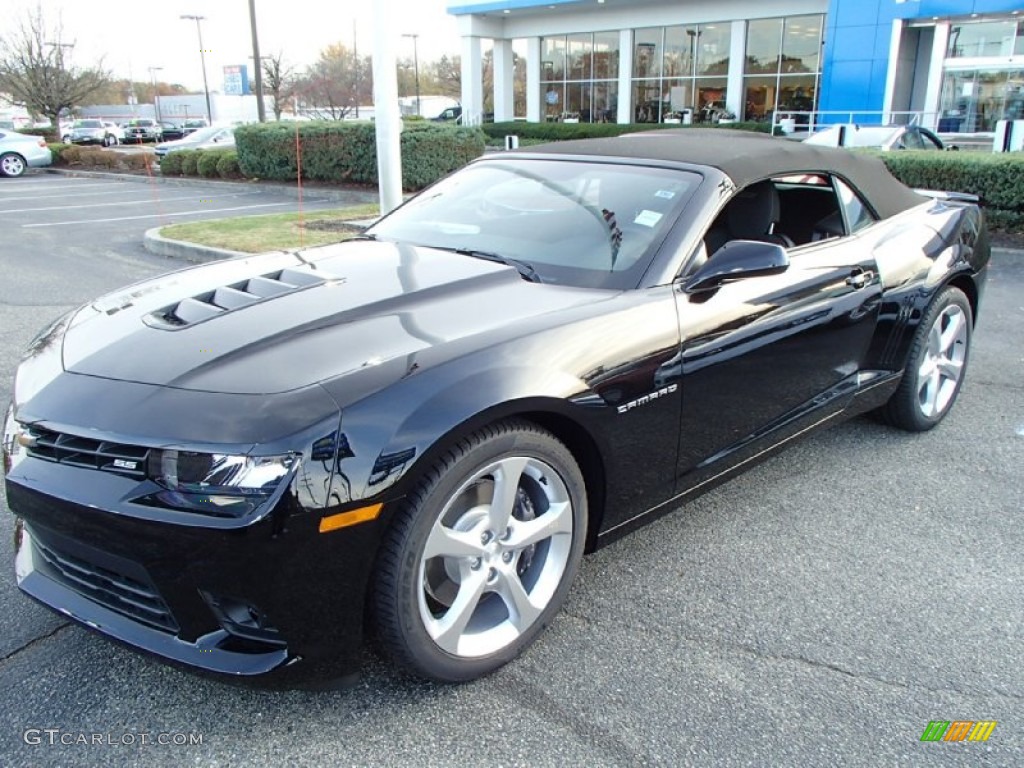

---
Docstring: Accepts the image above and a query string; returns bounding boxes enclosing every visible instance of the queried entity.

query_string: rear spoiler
[914,189,979,204]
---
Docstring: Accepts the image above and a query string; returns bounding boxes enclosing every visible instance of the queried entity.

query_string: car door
[672,176,882,485]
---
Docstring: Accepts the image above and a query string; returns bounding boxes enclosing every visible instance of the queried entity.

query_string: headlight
[2,404,17,477]
[141,450,298,518]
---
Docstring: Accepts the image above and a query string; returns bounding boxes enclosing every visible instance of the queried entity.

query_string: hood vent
[146,268,325,329]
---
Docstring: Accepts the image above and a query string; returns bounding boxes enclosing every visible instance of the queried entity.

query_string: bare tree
[294,44,372,120]
[431,55,461,100]
[0,5,109,139]
[262,51,296,121]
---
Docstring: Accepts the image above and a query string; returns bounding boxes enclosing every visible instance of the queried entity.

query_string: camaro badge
[617,384,678,414]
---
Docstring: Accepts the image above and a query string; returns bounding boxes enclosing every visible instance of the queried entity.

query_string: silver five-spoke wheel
[419,455,573,658]
[373,421,587,682]
[882,286,972,432]
[916,303,967,419]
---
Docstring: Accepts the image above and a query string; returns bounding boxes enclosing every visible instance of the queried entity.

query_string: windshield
[368,159,699,289]
[76,120,102,128]
[179,125,227,143]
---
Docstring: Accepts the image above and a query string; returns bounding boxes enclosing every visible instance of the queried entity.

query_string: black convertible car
[3,130,988,686]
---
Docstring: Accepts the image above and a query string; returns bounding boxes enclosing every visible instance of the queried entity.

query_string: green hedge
[234,121,485,190]
[47,142,70,164]
[159,151,184,175]
[480,121,772,142]
[178,150,200,176]
[215,150,241,179]
[196,149,232,178]
[878,151,1024,231]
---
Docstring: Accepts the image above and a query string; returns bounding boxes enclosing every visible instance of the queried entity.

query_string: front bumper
[5,443,387,688]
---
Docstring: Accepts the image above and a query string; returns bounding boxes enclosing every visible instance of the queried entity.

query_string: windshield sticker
[634,210,663,228]
[655,190,676,200]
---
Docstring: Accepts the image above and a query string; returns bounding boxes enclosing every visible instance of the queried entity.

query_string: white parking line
[0,182,127,193]
[21,202,291,227]
[1,194,252,214]
[3,188,177,202]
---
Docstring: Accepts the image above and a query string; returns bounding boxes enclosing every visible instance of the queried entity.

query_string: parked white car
[0,130,53,177]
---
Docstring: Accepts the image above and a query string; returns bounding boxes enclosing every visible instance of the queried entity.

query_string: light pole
[402,33,420,116]
[148,66,164,122]
[180,14,213,124]
[247,0,266,122]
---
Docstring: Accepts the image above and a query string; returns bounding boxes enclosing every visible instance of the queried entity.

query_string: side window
[835,178,876,234]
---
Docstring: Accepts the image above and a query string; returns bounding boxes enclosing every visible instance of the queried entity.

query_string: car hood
[61,241,604,396]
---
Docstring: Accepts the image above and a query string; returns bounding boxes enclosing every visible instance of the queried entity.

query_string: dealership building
[447,0,1024,132]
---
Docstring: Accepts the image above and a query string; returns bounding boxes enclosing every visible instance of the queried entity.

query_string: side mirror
[683,240,790,294]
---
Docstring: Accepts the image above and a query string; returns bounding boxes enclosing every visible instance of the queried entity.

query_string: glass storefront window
[777,75,817,113]
[746,18,783,74]
[593,32,619,80]
[742,15,823,121]
[782,15,822,74]
[696,23,731,76]
[568,34,592,81]
[542,36,566,82]
[634,28,663,78]
[695,77,729,122]
[947,20,1019,58]
[664,25,697,78]
[939,69,1024,132]
[634,79,662,122]
[743,75,777,121]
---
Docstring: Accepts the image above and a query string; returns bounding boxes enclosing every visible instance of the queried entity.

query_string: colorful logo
[920,721,997,742]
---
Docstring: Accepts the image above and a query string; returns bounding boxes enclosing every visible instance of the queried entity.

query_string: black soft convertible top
[526,128,927,219]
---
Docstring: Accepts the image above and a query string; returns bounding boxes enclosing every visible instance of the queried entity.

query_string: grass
[158,204,380,253]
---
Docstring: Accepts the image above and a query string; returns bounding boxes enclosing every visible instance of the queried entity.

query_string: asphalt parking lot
[0,174,1021,767]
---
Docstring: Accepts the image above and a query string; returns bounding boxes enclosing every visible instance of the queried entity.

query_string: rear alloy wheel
[0,152,27,178]
[373,421,587,682]
[881,286,972,432]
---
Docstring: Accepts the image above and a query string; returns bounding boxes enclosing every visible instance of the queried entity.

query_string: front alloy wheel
[0,153,27,178]
[881,286,972,431]
[373,421,587,682]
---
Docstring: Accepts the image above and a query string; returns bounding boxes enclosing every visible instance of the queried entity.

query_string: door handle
[846,269,874,289]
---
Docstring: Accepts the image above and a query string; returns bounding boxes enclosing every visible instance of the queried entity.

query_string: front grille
[147,268,324,329]
[24,427,149,479]
[34,539,178,633]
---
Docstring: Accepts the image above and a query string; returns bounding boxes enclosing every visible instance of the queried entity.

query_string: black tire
[372,420,587,682]
[880,286,972,432]
[0,152,27,178]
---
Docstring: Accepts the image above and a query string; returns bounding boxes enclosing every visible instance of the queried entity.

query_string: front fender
[329,363,600,506]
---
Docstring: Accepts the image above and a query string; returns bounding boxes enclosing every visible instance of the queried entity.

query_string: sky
[5,0,462,93]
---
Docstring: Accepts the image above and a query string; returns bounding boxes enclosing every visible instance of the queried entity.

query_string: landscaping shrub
[197,149,230,178]
[215,150,242,179]
[178,150,200,176]
[60,145,82,163]
[234,120,485,189]
[159,151,184,176]
[878,151,1024,232]
[47,142,70,164]
[123,152,155,172]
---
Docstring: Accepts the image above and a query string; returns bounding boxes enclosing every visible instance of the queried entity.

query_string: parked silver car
[154,126,234,159]
[69,119,123,147]
[0,130,53,177]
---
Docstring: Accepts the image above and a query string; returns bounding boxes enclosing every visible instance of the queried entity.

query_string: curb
[143,227,246,263]
[42,167,379,204]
